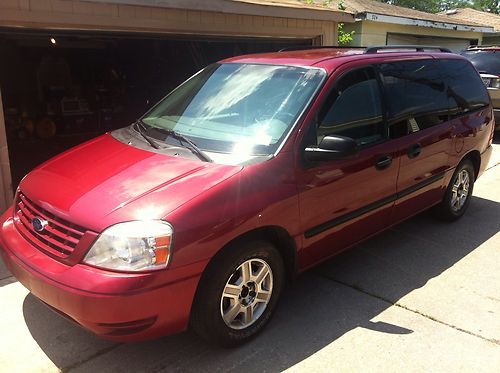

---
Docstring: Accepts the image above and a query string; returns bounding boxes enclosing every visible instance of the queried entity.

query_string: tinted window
[441,59,490,116]
[318,68,384,146]
[460,50,500,76]
[379,60,449,138]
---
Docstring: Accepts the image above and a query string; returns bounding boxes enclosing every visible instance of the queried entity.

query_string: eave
[81,0,355,23]
[357,12,495,33]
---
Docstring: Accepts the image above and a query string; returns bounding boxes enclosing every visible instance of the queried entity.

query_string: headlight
[491,78,500,89]
[83,221,173,272]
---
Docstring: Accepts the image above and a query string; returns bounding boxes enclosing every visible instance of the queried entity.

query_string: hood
[19,134,242,232]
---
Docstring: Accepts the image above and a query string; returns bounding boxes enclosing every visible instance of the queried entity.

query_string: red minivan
[0,46,494,346]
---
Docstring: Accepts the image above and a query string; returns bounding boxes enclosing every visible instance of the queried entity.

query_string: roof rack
[278,45,365,52]
[364,45,452,54]
[278,45,453,54]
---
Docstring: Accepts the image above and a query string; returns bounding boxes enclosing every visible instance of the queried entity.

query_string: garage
[387,33,476,52]
[0,0,353,210]
[341,0,491,54]
[0,30,312,189]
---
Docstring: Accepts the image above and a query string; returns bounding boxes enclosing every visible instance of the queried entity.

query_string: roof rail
[364,45,452,54]
[278,45,365,52]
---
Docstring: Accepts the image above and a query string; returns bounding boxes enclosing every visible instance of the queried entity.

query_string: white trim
[361,12,494,33]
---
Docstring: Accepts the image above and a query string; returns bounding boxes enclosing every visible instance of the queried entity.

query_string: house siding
[345,20,483,46]
[483,35,500,45]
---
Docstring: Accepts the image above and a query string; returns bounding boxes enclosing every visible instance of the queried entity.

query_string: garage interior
[386,32,478,52]
[0,29,311,189]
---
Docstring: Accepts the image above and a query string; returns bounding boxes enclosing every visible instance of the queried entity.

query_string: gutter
[357,12,495,33]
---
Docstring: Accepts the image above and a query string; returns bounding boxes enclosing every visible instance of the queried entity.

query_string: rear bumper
[488,88,500,130]
[0,210,203,341]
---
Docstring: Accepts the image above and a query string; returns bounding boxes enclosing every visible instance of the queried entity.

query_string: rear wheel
[434,159,475,221]
[190,240,284,347]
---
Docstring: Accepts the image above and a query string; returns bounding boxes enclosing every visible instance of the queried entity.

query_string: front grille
[14,192,86,258]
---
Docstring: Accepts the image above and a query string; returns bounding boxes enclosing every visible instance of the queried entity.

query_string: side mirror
[304,135,358,162]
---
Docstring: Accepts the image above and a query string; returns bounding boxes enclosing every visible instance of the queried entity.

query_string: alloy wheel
[450,169,470,212]
[220,258,273,330]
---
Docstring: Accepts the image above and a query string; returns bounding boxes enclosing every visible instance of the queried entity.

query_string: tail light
[482,75,500,89]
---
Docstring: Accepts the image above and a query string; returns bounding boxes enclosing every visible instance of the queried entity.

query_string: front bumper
[0,209,204,341]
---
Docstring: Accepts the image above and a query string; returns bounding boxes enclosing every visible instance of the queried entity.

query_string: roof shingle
[438,8,500,32]
[339,0,487,28]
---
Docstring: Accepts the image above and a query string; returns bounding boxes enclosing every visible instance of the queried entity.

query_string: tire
[434,159,475,221]
[190,240,285,347]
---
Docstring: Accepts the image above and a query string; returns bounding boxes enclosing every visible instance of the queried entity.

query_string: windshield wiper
[133,121,160,149]
[155,128,213,163]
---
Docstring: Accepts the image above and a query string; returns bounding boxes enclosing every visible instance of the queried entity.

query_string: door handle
[376,155,392,170]
[407,143,422,159]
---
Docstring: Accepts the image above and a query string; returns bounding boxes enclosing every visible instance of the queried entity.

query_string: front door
[297,66,399,269]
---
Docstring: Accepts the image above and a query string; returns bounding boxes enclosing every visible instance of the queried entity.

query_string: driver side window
[318,67,385,146]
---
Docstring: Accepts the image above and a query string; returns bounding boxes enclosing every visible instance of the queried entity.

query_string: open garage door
[387,33,476,52]
[0,30,312,189]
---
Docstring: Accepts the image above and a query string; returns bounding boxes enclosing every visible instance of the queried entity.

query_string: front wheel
[190,240,284,347]
[434,159,475,221]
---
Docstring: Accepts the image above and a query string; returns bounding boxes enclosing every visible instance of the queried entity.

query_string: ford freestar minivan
[0,46,494,346]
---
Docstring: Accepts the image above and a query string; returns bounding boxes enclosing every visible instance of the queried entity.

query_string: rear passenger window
[441,59,490,116]
[318,68,384,146]
[379,60,449,138]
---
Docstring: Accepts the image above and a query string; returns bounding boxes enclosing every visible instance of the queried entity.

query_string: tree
[379,0,441,13]
[472,0,499,14]
[304,1,356,44]
[380,0,500,14]
[338,23,355,45]
[306,0,498,14]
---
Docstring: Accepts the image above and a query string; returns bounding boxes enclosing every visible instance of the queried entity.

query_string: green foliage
[303,0,498,45]
[304,0,499,13]
[381,0,440,13]
[379,0,499,13]
[471,0,499,13]
[338,23,355,45]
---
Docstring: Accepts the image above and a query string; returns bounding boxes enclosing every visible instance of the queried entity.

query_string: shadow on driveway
[22,196,500,372]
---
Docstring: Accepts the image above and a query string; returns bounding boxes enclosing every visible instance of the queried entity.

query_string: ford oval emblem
[32,217,48,232]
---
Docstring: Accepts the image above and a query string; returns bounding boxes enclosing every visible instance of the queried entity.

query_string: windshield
[141,63,325,164]
[460,50,500,76]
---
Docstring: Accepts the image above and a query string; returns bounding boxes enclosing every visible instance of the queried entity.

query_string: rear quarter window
[440,59,491,116]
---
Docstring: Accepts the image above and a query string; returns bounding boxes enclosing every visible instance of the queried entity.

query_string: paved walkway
[1,143,499,372]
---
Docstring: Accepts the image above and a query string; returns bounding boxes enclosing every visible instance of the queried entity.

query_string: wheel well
[462,150,480,179]
[211,226,298,281]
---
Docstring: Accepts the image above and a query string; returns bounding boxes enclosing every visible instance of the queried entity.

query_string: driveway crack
[314,271,500,346]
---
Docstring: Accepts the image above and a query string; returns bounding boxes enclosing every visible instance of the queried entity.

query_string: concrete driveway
[1,143,499,373]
